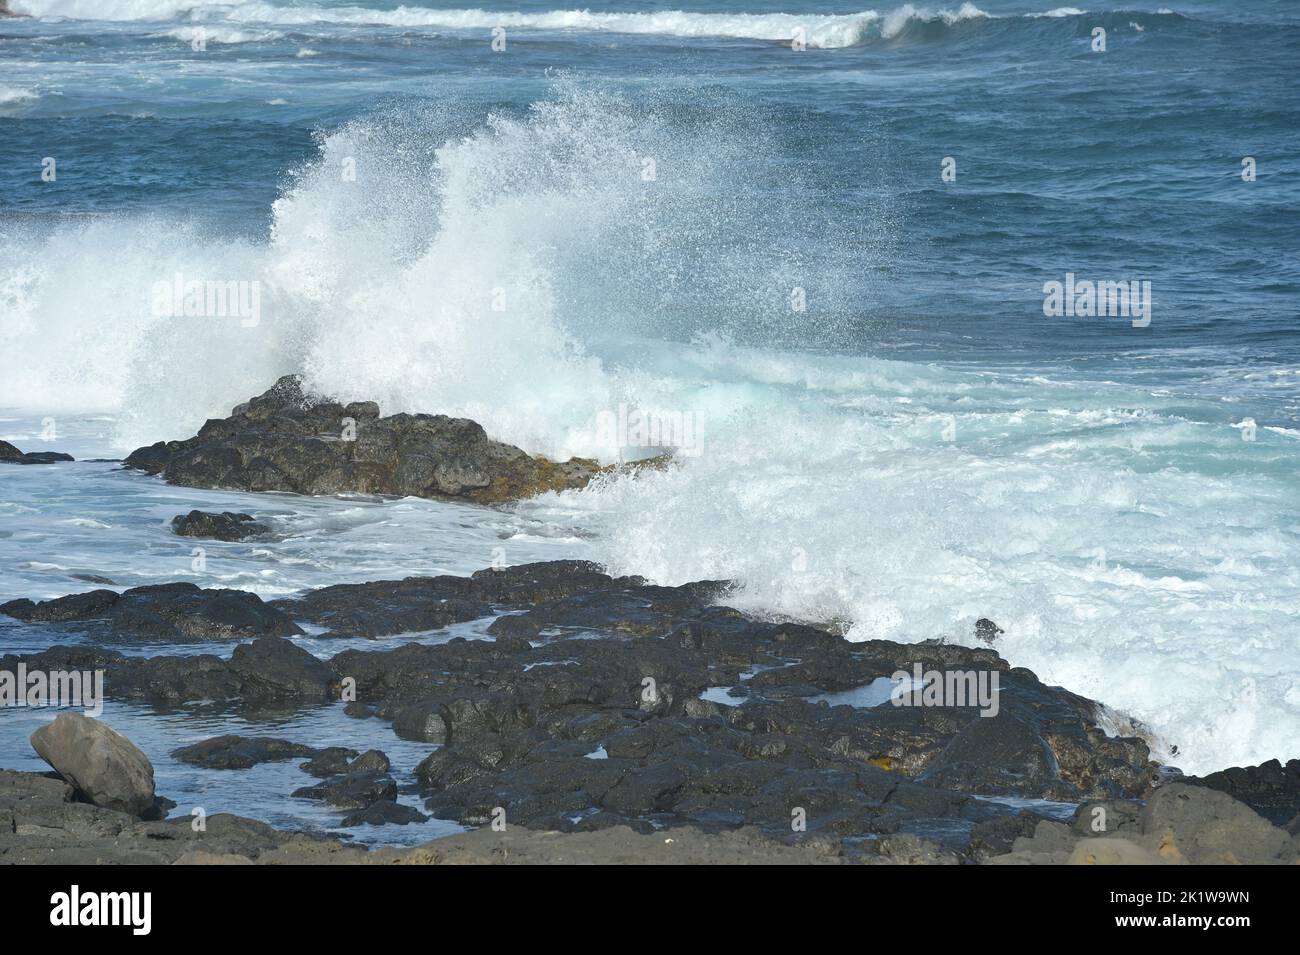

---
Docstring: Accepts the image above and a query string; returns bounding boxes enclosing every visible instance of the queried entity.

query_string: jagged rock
[1180,758,1300,827]
[30,714,156,816]
[270,577,492,639]
[298,748,388,778]
[299,748,362,777]
[974,618,1003,642]
[171,510,269,542]
[0,439,74,465]
[0,582,302,643]
[291,770,398,810]
[125,375,605,504]
[228,637,336,700]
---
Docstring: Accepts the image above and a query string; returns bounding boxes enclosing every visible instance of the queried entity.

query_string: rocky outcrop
[171,510,269,541]
[988,783,1299,865]
[1,582,303,642]
[124,376,605,504]
[1180,758,1300,829]
[0,439,73,465]
[30,714,156,816]
[3,638,338,709]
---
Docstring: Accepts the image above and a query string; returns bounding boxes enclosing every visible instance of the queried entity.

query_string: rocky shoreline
[2,381,1297,864]
[4,560,1298,864]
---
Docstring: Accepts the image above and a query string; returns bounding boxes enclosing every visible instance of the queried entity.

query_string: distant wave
[152,25,284,44]
[7,2,1163,49]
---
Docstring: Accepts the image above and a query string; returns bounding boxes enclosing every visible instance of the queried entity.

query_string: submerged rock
[171,510,269,542]
[0,439,74,465]
[172,735,320,770]
[0,582,303,643]
[30,714,156,816]
[125,375,605,504]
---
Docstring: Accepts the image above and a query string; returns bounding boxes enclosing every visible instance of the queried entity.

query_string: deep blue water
[3,1,1298,399]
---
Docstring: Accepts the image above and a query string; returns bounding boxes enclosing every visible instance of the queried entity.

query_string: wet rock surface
[6,561,1297,862]
[2,561,1173,857]
[1,582,302,643]
[171,510,269,542]
[291,770,398,810]
[0,439,74,466]
[2,637,338,707]
[124,376,605,504]
[172,735,322,770]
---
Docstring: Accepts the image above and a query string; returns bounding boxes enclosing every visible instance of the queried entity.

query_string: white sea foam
[154,26,284,44]
[0,86,38,112]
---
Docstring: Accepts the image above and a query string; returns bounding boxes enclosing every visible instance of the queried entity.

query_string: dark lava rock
[1180,758,1300,827]
[172,735,320,770]
[974,618,1004,643]
[292,770,398,810]
[341,800,429,827]
[0,439,74,465]
[488,614,541,642]
[0,582,302,643]
[229,637,336,701]
[1,642,336,710]
[299,748,362,777]
[266,559,661,640]
[271,577,492,639]
[3,560,1173,854]
[124,375,605,504]
[299,749,388,778]
[349,750,391,774]
[171,510,269,542]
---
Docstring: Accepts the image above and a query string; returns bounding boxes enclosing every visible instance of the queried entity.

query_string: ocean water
[1,0,1298,794]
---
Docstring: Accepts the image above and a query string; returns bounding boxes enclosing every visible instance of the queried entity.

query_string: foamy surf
[13,1,995,47]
